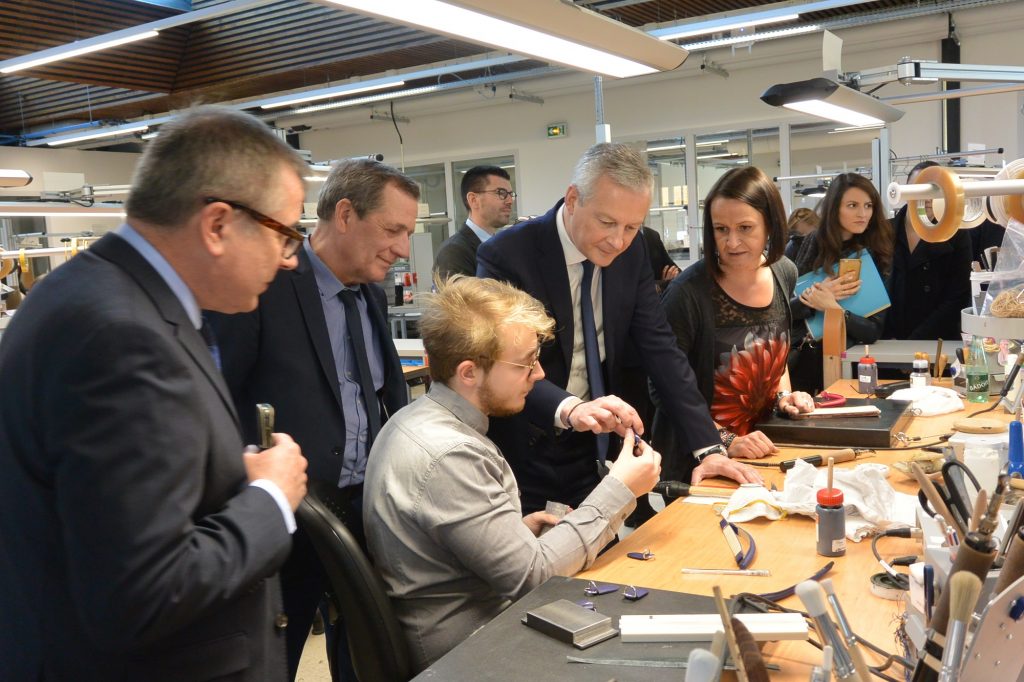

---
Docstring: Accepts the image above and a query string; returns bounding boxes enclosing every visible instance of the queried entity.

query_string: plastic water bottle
[967,337,990,403]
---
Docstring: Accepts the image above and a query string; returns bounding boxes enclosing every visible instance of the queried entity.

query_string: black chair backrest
[296,494,411,682]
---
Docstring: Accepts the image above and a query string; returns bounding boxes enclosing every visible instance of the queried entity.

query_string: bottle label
[859,374,872,384]
[967,374,990,393]
[832,537,847,552]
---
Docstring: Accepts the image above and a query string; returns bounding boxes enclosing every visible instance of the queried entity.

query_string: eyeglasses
[205,197,305,258]
[476,188,517,201]
[495,346,541,373]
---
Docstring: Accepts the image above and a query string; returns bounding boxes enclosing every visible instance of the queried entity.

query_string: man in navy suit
[0,106,309,681]
[208,159,416,679]
[477,143,761,513]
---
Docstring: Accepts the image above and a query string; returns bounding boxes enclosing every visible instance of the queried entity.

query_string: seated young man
[362,276,661,672]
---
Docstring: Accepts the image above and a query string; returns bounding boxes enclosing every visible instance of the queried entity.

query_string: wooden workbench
[577,380,1011,680]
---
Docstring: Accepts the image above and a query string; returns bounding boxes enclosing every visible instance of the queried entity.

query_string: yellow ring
[908,166,965,243]
[1005,168,1024,224]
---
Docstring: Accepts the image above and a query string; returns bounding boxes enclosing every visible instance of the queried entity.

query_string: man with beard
[362,276,661,672]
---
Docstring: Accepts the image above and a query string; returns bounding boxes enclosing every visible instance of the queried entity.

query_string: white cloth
[721,459,918,540]
[887,386,964,416]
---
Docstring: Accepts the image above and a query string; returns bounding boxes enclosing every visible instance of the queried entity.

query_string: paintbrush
[731,617,770,682]
[937,571,982,682]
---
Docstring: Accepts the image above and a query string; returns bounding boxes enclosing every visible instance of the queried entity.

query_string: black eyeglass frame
[474,188,517,201]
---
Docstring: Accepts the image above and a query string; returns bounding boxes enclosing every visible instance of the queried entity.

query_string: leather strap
[822,308,846,388]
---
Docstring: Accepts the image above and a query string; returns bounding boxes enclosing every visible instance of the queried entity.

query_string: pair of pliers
[815,391,846,408]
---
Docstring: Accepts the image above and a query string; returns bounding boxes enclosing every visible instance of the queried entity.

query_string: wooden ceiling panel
[0,0,972,140]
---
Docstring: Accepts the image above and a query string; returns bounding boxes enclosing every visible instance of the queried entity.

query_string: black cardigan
[651,258,797,480]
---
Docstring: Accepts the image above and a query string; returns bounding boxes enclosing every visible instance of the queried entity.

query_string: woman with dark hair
[884,160,972,340]
[789,172,894,392]
[652,166,814,481]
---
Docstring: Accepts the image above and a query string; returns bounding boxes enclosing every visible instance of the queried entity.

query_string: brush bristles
[948,571,982,626]
[796,580,828,617]
[684,648,720,682]
[732,617,770,682]
[820,577,836,596]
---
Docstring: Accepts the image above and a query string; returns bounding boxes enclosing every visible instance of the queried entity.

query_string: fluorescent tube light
[1,31,159,74]
[0,169,33,188]
[760,77,904,126]
[322,0,687,78]
[0,202,125,217]
[656,14,799,41]
[260,78,405,109]
[696,152,735,160]
[44,124,150,147]
[697,138,730,146]
[647,143,685,152]
[829,123,885,134]
[681,24,820,50]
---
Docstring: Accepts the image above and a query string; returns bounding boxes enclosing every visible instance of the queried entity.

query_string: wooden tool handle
[995,528,1024,595]
[930,541,996,637]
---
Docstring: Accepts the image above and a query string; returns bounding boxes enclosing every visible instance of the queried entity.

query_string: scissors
[917,460,981,533]
[814,391,846,408]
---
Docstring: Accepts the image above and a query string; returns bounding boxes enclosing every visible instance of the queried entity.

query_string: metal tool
[916,460,981,534]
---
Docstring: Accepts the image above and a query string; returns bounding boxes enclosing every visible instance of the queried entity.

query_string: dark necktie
[339,289,383,443]
[580,260,609,465]
[199,315,221,372]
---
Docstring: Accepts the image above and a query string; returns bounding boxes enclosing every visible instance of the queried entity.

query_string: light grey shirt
[362,382,636,672]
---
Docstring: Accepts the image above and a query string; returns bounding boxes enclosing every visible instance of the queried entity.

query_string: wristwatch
[775,390,792,410]
[695,443,727,463]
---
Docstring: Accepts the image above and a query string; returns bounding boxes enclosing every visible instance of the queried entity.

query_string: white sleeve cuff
[249,479,297,534]
[555,396,580,428]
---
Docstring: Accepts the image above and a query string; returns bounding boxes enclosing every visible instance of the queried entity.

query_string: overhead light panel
[260,78,405,109]
[40,124,150,147]
[0,169,33,188]
[655,14,799,41]
[681,24,820,51]
[647,143,685,152]
[760,77,904,126]
[1,31,159,74]
[320,0,687,79]
[0,202,125,217]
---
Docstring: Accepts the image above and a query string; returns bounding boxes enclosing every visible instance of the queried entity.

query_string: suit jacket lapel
[291,250,346,413]
[89,233,240,428]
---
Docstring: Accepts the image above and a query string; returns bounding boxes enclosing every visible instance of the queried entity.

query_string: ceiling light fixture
[680,24,821,51]
[0,203,125,217]
[828,123,885,134]
[0,169,34,188]
[40,124,151,147]
[283,67,553,117]
[647,0,870,41]
[760,77,904,126]
[654,14,799,41]
[0,0,277,74]
[696,152,736,160]
[320,0,687,78]
[647,143,685,152]
[0,31,159,74]
[260,78,406,109]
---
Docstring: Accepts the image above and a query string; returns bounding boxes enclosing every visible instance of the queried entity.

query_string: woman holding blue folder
[788,173,894,392]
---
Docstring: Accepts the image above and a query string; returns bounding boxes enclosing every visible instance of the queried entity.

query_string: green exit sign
[546,123,568,139]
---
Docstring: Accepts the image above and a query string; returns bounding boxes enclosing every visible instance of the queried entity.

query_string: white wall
[292,3,1024,216]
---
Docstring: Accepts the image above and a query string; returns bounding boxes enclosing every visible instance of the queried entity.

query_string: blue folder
[794,249,890,340]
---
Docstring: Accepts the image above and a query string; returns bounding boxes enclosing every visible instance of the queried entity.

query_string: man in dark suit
[208,158,416,679]
[434,165,514,279]
[0,107,309,681]
[477,143,761,513]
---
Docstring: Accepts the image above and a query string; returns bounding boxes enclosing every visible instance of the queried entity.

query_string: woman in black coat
[883,160,973,340]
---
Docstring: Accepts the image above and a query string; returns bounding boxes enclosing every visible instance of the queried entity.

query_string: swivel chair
[296,494,411,682]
